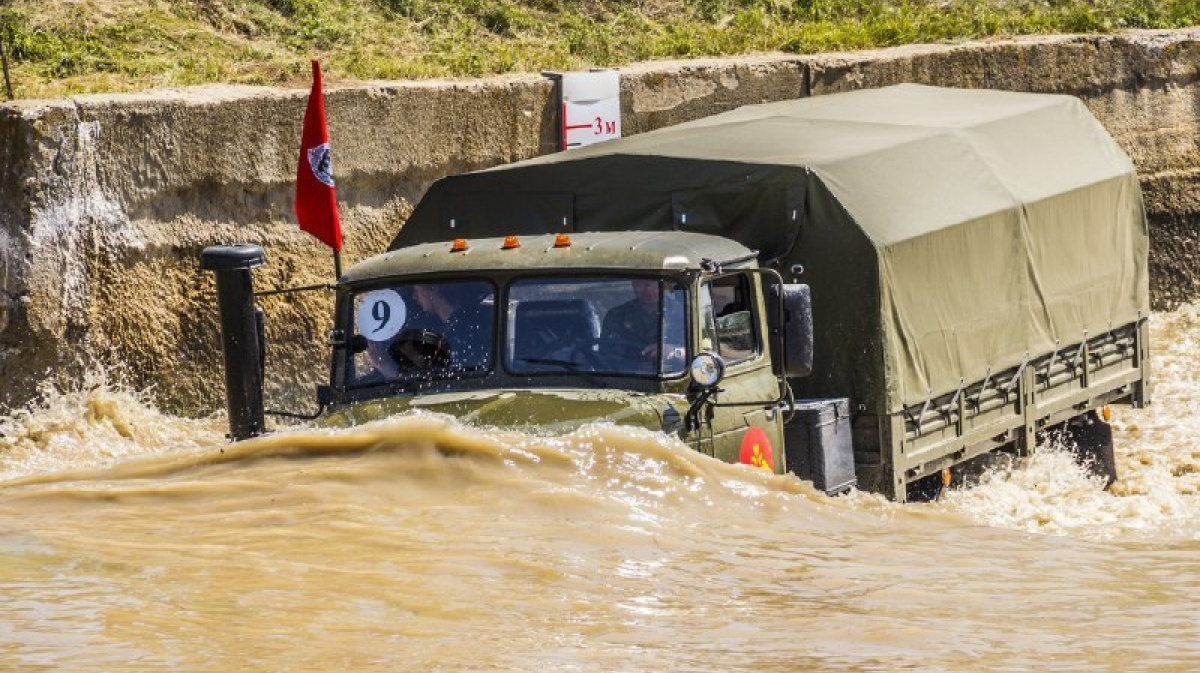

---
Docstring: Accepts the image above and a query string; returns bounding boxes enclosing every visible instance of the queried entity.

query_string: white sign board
[556,70,621,150]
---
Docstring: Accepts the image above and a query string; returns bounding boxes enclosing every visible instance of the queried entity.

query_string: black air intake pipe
[200,244,267,441]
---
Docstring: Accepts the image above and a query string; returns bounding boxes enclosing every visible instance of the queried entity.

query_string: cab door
[693,271,786,474]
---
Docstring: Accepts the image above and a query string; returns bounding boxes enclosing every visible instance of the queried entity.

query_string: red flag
[295,60,343,252]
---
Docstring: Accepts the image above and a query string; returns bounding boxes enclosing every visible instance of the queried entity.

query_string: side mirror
[777,283,813,378]
[689,352,726,389]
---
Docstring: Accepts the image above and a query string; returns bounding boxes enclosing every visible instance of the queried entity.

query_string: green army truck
[203,84,1150,501]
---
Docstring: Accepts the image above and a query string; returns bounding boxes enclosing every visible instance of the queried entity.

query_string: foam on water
[0,370,225,481]
[932,304,1200,542]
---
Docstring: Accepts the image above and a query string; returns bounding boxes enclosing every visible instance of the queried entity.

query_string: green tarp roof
[473,83,1135,246]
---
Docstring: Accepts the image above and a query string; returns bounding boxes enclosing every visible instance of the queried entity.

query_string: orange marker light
[502,235,521,250]
[450,238,468,252]
[554,234,572,248]
[1101,405,1113,422]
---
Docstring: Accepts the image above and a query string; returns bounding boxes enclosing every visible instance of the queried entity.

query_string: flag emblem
[307,143,334,187]
[294,60,343,252]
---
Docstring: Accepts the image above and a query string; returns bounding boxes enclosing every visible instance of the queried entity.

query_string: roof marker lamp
[554,234,572,248]
[450,238,469,252]
[502,235,521,250]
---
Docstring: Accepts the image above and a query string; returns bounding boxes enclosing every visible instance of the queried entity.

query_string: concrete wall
[1,29,1198,413]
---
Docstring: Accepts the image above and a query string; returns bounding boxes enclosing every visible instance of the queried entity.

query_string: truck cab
[321,231,810,475]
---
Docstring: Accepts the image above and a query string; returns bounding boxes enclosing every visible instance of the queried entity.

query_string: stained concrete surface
[0,29,1197,413]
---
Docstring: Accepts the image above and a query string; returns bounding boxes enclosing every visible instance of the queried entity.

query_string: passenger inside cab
[507,276,687,377]
[599,278,686,373]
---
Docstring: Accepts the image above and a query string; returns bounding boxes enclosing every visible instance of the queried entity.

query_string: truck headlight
[689,352,726,388]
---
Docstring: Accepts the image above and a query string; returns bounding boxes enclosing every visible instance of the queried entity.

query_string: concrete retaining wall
[1,29,1198,413]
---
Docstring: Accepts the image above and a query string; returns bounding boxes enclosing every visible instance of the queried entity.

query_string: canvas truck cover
[392,84,1149,414]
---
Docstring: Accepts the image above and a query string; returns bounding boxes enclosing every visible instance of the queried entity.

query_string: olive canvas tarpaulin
[394,84,1149,413]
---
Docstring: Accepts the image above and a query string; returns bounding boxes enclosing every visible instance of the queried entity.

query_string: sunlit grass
[0,0,1195,99]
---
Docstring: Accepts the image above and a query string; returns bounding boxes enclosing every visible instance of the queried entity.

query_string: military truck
[203,84,1150,501]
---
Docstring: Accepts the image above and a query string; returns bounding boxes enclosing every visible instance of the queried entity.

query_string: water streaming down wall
[0,30,1199,414]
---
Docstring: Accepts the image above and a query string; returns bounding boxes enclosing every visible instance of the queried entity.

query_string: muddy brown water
[3,308,1200,672]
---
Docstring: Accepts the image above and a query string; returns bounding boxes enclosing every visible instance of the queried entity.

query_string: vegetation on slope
[0,0,1196,99]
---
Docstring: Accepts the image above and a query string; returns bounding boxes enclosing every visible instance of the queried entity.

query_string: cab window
[507,276,688,377]
[700,274,758,363]
[349,280,495,387]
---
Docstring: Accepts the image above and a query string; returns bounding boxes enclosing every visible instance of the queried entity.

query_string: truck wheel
[905,473,944,502]
[1063,410,1118,489]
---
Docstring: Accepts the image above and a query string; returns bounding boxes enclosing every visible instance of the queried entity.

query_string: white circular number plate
[357,289,407,342]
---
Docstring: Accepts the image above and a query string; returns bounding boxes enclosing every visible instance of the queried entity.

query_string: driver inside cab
[600,278,686,373]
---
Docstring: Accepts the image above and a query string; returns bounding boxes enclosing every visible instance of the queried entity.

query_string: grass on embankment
[0,0,1197,99]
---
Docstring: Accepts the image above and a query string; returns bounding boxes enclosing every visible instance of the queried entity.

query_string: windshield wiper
[518,358,604,385]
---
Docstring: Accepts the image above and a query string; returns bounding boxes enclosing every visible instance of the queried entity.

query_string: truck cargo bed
[852,319,1148,500]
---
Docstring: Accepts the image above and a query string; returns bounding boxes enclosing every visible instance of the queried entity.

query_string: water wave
[0,370,225,481]
[5,306,1200,544]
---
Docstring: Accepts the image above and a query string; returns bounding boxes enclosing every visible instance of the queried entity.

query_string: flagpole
[333,250,342,278]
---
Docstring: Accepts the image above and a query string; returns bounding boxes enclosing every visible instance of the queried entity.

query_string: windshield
[346,276,688,387]
[349,280,495,386]
[507,276,687,377]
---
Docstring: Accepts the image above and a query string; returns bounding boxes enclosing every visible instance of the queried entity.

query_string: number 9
[371,300,391,332]
[357,289,407,342]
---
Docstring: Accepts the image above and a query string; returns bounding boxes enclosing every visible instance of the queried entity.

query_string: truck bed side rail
[853,318,1149,500]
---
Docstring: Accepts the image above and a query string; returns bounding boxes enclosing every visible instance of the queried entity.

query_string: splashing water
[0,371,225,481]
[936,305,1200,541]
[2,309,1200,671]
[6,307,1198,543]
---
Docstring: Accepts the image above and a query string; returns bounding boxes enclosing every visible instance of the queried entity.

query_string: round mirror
[689,352,726,388]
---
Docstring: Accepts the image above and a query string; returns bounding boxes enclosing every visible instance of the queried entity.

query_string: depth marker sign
[547,70,621,150]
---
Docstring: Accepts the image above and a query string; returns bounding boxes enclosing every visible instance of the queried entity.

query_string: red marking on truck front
[739,426,774,471]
